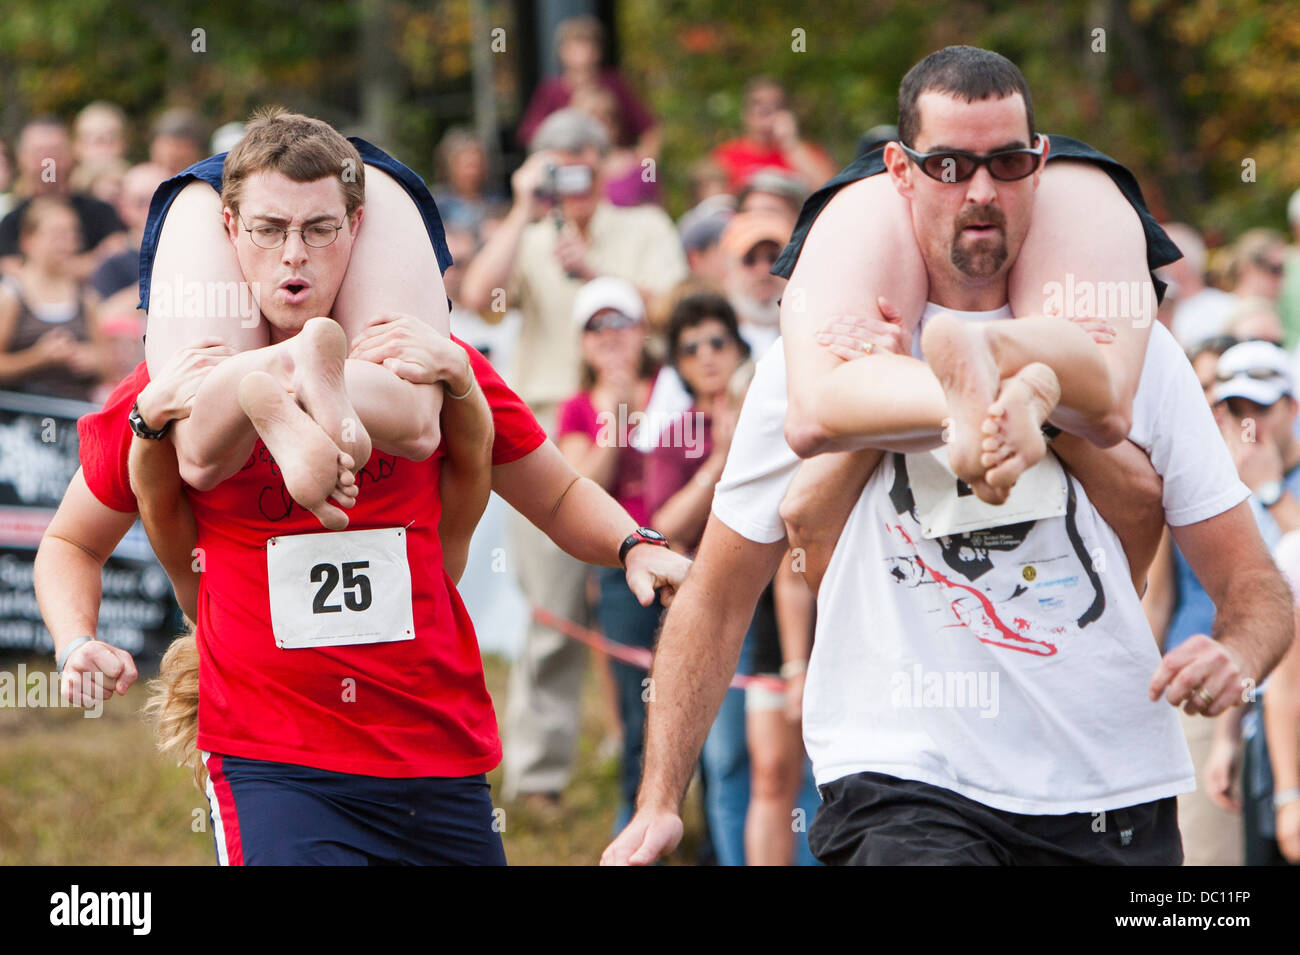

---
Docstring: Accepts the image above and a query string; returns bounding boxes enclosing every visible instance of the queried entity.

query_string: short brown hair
[221,106,364,220]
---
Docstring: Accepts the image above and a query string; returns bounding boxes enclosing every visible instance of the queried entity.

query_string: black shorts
[809,771,1183,866]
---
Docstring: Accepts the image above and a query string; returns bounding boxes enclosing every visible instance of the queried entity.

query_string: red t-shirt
[556,390,649,526]
[76,339,547,777]
[711,138,833,191]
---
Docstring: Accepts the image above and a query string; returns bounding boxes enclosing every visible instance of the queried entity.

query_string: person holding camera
[460,107,686,808]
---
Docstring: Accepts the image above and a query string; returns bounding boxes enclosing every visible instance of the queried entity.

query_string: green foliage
[1,0,1296,238]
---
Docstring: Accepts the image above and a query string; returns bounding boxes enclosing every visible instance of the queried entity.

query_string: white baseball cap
[572,276,645,329]
[1214,340,1295,406]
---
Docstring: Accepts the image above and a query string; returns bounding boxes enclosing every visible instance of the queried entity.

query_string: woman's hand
[348,313,472,393]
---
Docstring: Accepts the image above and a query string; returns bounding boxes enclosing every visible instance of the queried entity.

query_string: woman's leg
[142,167,451,518]
[335,165,450,456]
[1009,160,1156,436]
[744,704,803,865]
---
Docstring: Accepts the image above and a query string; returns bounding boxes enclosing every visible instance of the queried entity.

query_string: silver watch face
[1258,481,1284,506]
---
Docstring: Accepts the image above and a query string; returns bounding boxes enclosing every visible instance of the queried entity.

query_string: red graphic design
[890,522,1058,657]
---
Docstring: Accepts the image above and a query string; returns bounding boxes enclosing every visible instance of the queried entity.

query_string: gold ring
[1195,687,1215,708]
[862,342,874,355]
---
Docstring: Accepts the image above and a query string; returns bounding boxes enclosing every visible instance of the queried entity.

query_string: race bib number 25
[266,527,416,649]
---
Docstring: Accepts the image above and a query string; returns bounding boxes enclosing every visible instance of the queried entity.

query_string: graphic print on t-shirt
[883,451,1106,657]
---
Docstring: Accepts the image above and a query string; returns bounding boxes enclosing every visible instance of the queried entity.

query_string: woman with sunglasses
[641,292,754,865]
[555,276,661,831]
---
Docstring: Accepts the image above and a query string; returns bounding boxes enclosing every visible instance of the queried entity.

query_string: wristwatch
[618,527,669,565]
[1256,480,1284,508]
[128,401,173,440]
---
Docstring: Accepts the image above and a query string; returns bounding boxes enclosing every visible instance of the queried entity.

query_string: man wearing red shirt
[35,114,688,865]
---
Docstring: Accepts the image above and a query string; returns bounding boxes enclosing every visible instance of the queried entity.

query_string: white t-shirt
[713,307,1247,814]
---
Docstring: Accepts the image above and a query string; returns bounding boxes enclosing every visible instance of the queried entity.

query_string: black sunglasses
[679,335,732,357]
[584,311,641,333]
[900,136,1045,183]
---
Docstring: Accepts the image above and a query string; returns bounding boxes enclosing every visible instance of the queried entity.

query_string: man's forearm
[546,475,637,566]
[1174,505,1294,687]
[34,472,137,655]
[637,518,785,811]
[1212,571,1293,688]
[459,203,529,311]
[492,442,636,567]
[34,538,108,654]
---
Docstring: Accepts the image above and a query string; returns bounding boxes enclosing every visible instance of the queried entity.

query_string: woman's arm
[346,313,493,582]
[0,286,66,382]
[128,436,199,623]
[648,444,726,550]
[434,359,493,583]
[1142,529,1177,648]
[1264,618,1300,863]
[557,422,621,491]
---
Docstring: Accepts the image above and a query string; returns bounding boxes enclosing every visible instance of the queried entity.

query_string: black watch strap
[618,527,669,565]
[129,401,172,440]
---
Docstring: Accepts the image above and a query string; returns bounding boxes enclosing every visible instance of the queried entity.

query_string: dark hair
[898,46,1034,148]
[667,293,750,393]
[1187,334,1239,364]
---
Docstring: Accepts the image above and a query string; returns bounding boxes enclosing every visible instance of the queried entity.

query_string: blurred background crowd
[2,0,1299,866]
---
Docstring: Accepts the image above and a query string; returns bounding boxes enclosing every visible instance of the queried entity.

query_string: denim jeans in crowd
[595,566,665,833]
[698,622,756,866]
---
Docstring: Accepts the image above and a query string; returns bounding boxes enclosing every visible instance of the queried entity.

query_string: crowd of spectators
[4,10,1299,866]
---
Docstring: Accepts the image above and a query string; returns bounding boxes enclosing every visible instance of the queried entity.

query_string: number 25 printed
[311,561,373,613]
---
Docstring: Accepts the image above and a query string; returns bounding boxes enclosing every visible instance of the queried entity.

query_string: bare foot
[290,317,372,472]
[921,313,1007,504]
[980,362,1062,493]
[238,371,358,530]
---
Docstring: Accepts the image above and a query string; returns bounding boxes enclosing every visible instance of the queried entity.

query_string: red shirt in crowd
[77,340,546,778]
[556,389,650,526]
[710,137,834,192]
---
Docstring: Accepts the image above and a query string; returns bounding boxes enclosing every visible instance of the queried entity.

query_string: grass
[0,653,706,866]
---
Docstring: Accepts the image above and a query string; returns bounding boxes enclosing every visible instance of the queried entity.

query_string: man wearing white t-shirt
[603,47,1293,866]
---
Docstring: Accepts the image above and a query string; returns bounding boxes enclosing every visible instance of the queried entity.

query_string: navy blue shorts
[137,136,452,314]
[203,753,507,866]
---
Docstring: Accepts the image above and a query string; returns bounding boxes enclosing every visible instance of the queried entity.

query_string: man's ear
[222,207,239,245]
[349,205,364,240]
[1031,134,1051,188]
[883,141,913,199]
